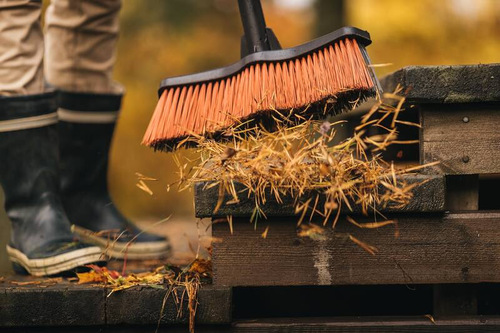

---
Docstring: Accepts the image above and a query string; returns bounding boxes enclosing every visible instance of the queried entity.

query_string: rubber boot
[57,91,170,260]
[0,93,103,276]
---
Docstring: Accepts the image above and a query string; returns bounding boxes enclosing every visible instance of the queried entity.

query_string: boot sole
[73,225,171,260]
[6,245,104,277]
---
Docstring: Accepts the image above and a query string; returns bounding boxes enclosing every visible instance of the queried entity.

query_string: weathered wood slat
[3,317,500,333]
[422,141,500,175]
[0,280,231,326]
[195,174,445,218]
[421,106,500,142]
[212,212,500,287]
[380,64,500,104]
[225,317,500,333]
[0,281,106,326]
[420,104,500,175]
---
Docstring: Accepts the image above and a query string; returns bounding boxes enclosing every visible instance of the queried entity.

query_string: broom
[143,0,381,151]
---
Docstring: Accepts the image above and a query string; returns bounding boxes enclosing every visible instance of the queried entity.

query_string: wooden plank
[422,141,500,175]
[380,64,500,104]
[421,106,500,142]
[194,174,446,218]
[0,280,106,326]
[3,317,500,332]
[212,212,500,286]
[420,104,500,175]
[226,317,500,333]
[0,279,231,326]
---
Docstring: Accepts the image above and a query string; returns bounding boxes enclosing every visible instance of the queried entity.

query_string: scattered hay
[175,90,432,230]
[77,260,210,333]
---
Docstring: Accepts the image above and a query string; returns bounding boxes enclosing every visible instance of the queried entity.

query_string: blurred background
[1,0,499,273]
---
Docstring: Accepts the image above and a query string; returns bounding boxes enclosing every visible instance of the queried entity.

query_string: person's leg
[0,0,44,96]
[44,0,123,94]
[0,0,103,276]
[45,0,170,260]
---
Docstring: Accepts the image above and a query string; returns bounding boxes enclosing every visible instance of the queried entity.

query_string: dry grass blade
[227,215,234,235]
[424,314,437,325]
[135,172,158,181]
[349,234,379,255]
[261,226,270,239]
[347,216,396,229]
[136,180,153,196]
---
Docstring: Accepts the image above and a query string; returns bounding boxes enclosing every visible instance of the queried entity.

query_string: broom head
[143,27,381,151]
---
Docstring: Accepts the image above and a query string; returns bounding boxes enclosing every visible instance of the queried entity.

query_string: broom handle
[238,0,271,53]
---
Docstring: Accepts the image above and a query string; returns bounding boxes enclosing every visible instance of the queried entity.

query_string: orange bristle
[143,38,376,150]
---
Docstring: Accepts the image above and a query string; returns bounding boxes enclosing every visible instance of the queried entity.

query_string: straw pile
[174,90,427,229]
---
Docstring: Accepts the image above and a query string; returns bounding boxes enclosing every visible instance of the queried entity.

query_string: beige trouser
[0,0,123,96]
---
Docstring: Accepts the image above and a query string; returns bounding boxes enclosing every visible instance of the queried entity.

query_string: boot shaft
[57,91,122,195]
[59,121,114,193]
[0,93,60,207]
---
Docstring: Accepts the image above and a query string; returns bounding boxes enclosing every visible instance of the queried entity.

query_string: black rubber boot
[57,91,170,260]
[0,93,103,276]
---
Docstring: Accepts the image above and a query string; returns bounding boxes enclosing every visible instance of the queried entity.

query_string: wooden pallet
[192,64,500,330]
[214,317,500,333]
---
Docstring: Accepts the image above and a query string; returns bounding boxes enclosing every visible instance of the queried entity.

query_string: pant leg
[0,0,44,96]
[44,0,123,94]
